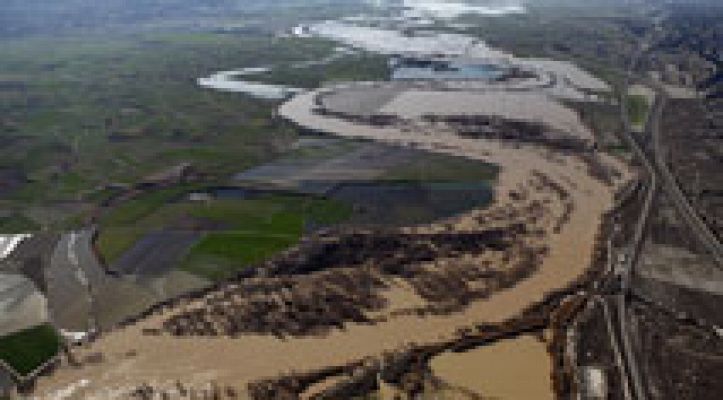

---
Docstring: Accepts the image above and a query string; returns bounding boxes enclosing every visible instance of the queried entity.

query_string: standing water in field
[328,181,494,226]
[391,58,505,80]
[198,1,524,98]
[402,0,525,19]
[197,68,304,100]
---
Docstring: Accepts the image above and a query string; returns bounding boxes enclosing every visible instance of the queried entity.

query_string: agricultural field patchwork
[98,190,352,281]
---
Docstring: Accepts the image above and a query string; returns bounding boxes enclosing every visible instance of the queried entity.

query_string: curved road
[614,29,659,400]
[614,14,723,399]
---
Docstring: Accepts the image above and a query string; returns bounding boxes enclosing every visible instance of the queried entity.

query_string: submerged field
[95,135,500,281]
[98,185,496,282]
[431,335,553,399]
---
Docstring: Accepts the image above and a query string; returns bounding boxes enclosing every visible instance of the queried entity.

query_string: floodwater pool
[197,69,303,100]
[328,180,494,226]
[392,60,505,80]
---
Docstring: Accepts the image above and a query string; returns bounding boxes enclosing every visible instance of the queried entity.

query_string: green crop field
[0,324,61,375]
[0,213,40,234]
[626,94,650,128]
[181,233,298,281]
[180,195,352,280]
[96,188,351,278]
[252,52,390,88]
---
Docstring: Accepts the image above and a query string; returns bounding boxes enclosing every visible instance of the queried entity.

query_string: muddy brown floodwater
[431,334,554,399]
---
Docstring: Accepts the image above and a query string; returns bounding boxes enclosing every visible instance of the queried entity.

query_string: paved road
[615,71,722,400]
[598,295,633,400]
[613,29,661,400]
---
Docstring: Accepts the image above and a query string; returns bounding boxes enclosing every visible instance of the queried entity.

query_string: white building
[579,366,608,400]
[0,234,31,260]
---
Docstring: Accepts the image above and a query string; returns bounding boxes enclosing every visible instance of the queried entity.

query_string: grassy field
[0,212,40,234]
[180,195,351,280]
[96,188,351,279]
[0,324,61,375]
[181,195,351,280]
[567,100,626,151]
[101,185,202,227]
[626,94,650,128]
[253,52,390,88]
[0,31,356,227]
[181,233,297,281]
[96,184,203,261]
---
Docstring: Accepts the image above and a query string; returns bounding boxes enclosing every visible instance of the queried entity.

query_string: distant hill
[0,0,363,37]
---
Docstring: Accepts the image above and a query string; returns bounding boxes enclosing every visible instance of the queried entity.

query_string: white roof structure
[579,366,608,400]
[0,234,31,260]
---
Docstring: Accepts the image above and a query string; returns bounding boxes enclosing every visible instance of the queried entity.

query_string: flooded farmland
[431,334,554,399]
[329,180,493,226]
[392,59,505,80]
[234,136,497,226]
